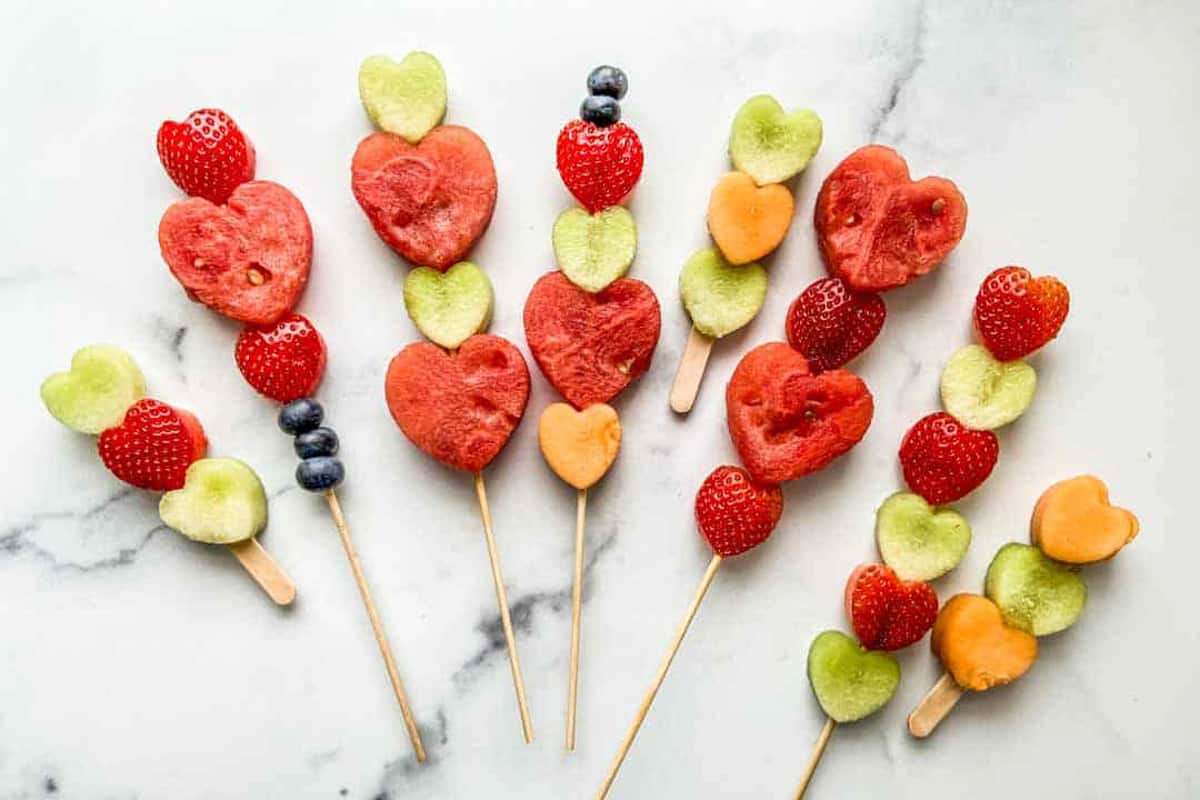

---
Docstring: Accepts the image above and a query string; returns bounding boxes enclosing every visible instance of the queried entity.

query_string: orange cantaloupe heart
[537,402,621,490]
[706,171,794,265]
[932,594,1037,692]
[1031,475,1138,564]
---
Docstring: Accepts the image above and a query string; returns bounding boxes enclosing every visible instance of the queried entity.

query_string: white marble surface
[2,0,1195,797]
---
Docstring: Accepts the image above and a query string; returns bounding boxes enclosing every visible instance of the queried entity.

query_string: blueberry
[296,456,345,492]
[580,95,621,127]
[278,398,323,435]
[587,65,628,100]
[294,427,339,459]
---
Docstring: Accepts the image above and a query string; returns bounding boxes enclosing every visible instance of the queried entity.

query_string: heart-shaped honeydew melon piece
[940,344,1036,430]
[807,630,900,723]
[985,543,1087,636]
[404,261,494,349]
[876,492,971,582]
[679,247,767,338]
[159,458,268,545]
[729,95,823,186]
[358,52,447,143]
[41,344,146,434]
[552,206,637,293]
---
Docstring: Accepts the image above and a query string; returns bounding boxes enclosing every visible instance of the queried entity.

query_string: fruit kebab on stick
[155,108,426,758]
[351,52,535,743]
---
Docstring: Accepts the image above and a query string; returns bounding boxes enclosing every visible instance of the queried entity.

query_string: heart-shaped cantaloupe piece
[706,172,794,265]
[538,403,621,490]
[41,345,146,434]
[358,52,447,143]
[403,261,493,349]
[728,95,822,185]
[932,594,1037,691]
[1031,475,1138,564]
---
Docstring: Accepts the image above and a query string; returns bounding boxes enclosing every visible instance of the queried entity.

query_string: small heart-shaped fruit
[552,206,637,292]
[875,492,970,582]
[726,343,873,484]
[985,543,1087,636]
[158,181,313,325]
[806,630,900,723]
[556,120,644,213]
[706,171,795,265]
[815,145,967,292]
[975,266,1070,361]
[679,247,767,338]
[694,465,783,557]
[384,335,529,473]
[235,314,326,403]
[845,563,938,651]
[41,345,146,434]
[932,594,1038,692]
[728,95,823,185]
[899,412,998,504]
[538,403,621,490]
[351,126,497,270]
[159,457,268,544]
[1031,475,1138,564]
[98,399,208,491]
[156,108,256,205]
[785,276,886,372]
[358,52,447,143]
[940,344,1036,431]
[403,261,494,349]
[524,272,661,409]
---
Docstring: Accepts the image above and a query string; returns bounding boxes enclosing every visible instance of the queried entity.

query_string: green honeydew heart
[875,492,971,582]
[807,630,900,723]
[358,52,447,143]
[679,247,767,338]
[404,261,494,349]
[159,458,268,545]
[41,344,146,435]
[985,543,1087,636]
[940,344,1037,431]
[552,206,637,293]
[729,95,823,186]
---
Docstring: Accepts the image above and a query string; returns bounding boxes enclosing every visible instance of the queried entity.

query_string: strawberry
[98,399,208,491]
[899,412,998,504]
[694,465,783,558]
[556,119,643,213]
[235,313,327,403]
[974,266,1070,361]
[785,277,886,372]
[844,563,938,651]
[157,108,256,205]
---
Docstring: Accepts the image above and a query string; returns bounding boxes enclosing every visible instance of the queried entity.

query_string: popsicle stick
[794,717,836,799]
[566,487,587,752]
[474,472,535,743]
[227,537,296,606]
[908,672,964,738]
[597,554,723,799]
[669,327,715,414]
[325,490,427,762]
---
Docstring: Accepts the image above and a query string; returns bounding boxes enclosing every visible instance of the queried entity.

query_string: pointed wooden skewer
[597,554,723,799]
[908,672,964,738]
[325,489,427,761]
[474,472,535,743]
[566,487,587,751]
[227,538,296,606]
[794,717,836,799]
[669,327,715,414]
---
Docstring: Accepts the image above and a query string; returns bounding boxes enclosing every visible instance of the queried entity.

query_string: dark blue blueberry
[294,427,339,459]
[278,398,323,435]
[580,94,621,127]
[296,456,344,492]
[586,65,628,100]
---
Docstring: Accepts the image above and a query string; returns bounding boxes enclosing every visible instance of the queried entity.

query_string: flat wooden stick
[325,490,427,762]
[669,326,715,414]
[597,554,722,799]
[566,487,587,752]
[227,537,296,606]
[474,472,535,744]
[794,717,836,799]
[908,672,964,738]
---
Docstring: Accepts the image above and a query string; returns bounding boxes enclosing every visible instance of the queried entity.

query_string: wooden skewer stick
[566,487,587,752]
[227,537,297,606]
[325,489,427,762]
[597,554,723,799]
[907,672,964,738]
[474,473,535,743]
[669,327,715,414]
[794,717,836,799]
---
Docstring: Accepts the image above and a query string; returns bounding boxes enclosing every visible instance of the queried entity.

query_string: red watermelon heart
[158,181,313,325]
[523,271,661,410]
[384,334,529,474]
[351,126,497,271]
[726,342,874,484]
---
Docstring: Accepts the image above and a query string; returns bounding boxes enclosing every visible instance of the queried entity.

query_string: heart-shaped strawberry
[158,181,313,325]
[234,313,327,403]
[899,412,999,504]
[785,276,886,372]
[694,465,783,557]
[845,563,938,651]
[815,145,967,292]
[384,334,529,474]
[98,398,208,491]
[351,126,497,271]
[726,343,874,484]
[974,266,1070,361]
[556,120,644,213]
[524,271,661,410]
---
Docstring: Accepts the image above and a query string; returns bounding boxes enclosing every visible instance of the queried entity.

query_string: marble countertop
[2,0,1194,797]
